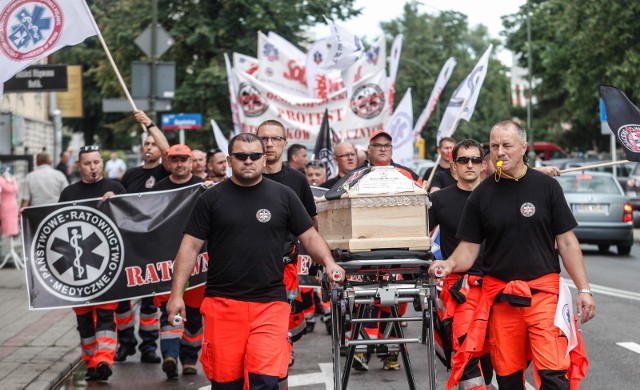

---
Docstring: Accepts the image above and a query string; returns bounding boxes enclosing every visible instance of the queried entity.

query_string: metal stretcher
[323,249,439,390]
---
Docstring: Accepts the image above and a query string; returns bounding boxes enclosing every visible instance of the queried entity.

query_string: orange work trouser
[199,297,291,389]
[73,302,118,368]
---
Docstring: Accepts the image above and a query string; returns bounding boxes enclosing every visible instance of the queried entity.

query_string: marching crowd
[15,109,596,390]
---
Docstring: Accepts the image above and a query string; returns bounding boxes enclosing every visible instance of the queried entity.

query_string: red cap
[369,129,392,142]
[167,144,192,158]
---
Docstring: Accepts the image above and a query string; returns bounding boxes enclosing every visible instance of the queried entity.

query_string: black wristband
[145,122,156,129]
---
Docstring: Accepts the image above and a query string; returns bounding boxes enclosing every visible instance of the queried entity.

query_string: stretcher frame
[324,253,439,390]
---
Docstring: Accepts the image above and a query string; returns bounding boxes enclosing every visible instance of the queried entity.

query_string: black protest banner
[21,184,207,309]
[600,85,640,162]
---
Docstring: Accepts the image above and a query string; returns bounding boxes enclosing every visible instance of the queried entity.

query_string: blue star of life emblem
[9,5,51,50]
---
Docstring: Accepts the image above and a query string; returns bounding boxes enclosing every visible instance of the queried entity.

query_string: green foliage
[504,0,640,152]
[382,3,512,157]
[55,0,358,151]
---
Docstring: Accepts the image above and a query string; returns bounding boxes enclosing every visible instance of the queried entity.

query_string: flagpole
[559,160,630,174]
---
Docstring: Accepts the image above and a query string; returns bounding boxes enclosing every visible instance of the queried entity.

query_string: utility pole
[150,0,158,123]
[527,11,535,162]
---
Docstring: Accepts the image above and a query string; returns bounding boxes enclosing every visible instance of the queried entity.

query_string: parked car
[556,172,633,255]
[527,141,569,160]
[545,159,636,189]
[411,159,435,178]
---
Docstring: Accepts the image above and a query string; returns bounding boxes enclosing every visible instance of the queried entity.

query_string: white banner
[323,18,363,72]
[387,34,403,113]
[0,0,99,85]
[386,88,413,167]
[232,67,389,149]
[233,52,258,75]
[344,35,386,99]
[305,39,344,99]
[413,57,457,137]
[436,44,493,143]
[224,53,242,136]
[257,31,308,97]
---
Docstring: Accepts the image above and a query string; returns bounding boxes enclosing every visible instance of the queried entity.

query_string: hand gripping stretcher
[322,249,439,390]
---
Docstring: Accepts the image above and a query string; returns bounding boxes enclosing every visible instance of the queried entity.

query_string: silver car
[556,172,634,255]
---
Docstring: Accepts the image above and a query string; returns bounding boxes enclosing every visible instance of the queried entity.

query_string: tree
[381,3,512,156]
[56,0,359,150]
[504,0,640,152]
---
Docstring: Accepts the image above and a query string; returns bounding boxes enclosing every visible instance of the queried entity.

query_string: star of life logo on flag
[0,0,63,60]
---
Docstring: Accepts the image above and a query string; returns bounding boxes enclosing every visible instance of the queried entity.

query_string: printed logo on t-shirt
[145,176,156,188]
[256,208,272,223]
[520,202,536,217]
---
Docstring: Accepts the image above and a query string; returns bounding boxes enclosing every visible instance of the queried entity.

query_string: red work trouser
[200,297,290,390]
[73,302,118,368]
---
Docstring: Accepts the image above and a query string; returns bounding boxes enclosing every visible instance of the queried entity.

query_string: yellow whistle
[497,161,503,167]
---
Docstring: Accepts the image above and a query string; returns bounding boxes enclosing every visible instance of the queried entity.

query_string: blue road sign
[161,113,202,130]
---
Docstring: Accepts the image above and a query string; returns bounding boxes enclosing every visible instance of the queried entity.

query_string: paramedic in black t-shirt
[58,145,126,382]
[114,110,170,365]
[166,133,344,389]
[429,121,595,389]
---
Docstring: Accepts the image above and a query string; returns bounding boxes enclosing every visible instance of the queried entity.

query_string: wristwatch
[145,122,156,129]
[577,289,593,296]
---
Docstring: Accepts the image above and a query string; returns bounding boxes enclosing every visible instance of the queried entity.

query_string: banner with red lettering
[21,184,208,309]
[233,65,389,148]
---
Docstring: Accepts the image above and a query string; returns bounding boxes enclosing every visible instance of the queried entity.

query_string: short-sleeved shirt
[429,185,483,275]
[430,169,457,190]
[457,168,577,281]
[320,174,342,189]
[121,165,170,193]
[263,165,317,217]
[184,178,314,302]
[105,158,127,179]
[152,175,203,191]
[22,165,68,206]
[59,179,126,202]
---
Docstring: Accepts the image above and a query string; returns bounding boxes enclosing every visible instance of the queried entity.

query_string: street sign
[102,98,172,113]
[161,113,203,130]
[135,24,174,58]
[131,61,175,99]
[600,98,612,135]
[4,65,68,93]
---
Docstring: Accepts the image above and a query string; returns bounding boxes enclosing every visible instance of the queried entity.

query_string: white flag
[257,31,308,96]
[305,39,343,99]
[233,52,259,75]
[267,31,305,63]
[436,45,493,143]
[413,57,457,137]
[224,53,242,136]
[554,278,578,357]
[386,88,413,167]
[323,17,363,72]
[343,35,386,99]
[210,119,229,154]
[0,0,99,88]
[387,34,403,91]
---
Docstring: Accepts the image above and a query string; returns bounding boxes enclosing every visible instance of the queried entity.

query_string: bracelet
[145,122,156,129]
[577,289,592,296]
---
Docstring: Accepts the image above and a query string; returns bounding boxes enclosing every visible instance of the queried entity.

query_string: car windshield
[557,175,619,194]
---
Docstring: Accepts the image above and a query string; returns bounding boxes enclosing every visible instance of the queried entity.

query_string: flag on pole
[387,34,403,112]
[323,17,363,72]
[386,88,414,167]
[436,45,493,143]
[413,57,457,137]
[224,53,242,136]
[211,119,231,176]
[313,109,335,179]
[343,35,386,100]
[0,0,99,98]
[600,85,640,162]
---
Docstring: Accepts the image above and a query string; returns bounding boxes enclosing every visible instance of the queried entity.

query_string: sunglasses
[79,145,101,154]
[306,160,325,168]
[455,156,483,164]
[231,152,264,161]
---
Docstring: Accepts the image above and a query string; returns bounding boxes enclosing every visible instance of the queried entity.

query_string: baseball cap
[167,144,192,158]
[369,129,392,142]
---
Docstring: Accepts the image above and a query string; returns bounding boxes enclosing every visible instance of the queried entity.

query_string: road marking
[617,342,640,354]
[289,362,334,389]
[564,280,640,302]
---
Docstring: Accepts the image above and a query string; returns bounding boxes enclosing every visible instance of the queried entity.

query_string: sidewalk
[0,267,80,390]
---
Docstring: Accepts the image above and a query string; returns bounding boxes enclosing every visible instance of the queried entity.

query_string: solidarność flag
[600,85,640,162]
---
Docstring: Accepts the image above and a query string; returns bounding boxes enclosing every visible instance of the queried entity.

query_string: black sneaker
[162,357,179,379]
[114,345,136,362]
[141,351,161,364]
[352,353,369,372]
[85,368,97,381]
[95,362,112,380]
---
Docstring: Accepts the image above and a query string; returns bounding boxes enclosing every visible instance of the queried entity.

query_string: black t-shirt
[152,175,203,191]
[121,165,170,193]
[321,175,342,189]
[429,185,483,275]
[184,178,314,302]
[431,169,457,190]
[59,179,126,202]
[263,165,317,217]
[457,169,577,281]
[55,162,70,183]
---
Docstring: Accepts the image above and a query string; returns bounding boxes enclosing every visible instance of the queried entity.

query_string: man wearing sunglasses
[166,133,344,390]
[428,139,493,389]
[320,142,357,189]
[113,110,171,366]
[257,120,318,371]
[58,145,127,382]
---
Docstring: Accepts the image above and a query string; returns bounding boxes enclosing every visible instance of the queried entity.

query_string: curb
[48,355,82,390]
